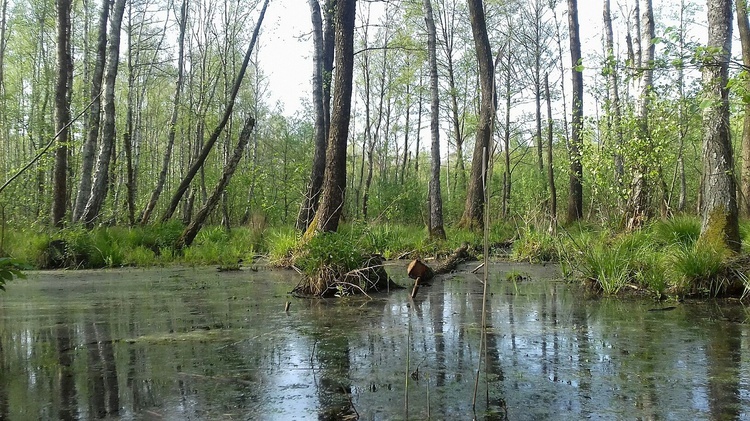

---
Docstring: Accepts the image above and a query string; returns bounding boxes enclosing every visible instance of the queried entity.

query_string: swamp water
[0,263,749,420]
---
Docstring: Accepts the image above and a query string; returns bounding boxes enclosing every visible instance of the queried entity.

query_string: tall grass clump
[649,215,700,248]
[670,241,731,295]
[576,236,632,295]
[267,226,300,266]
[511,225,558,262]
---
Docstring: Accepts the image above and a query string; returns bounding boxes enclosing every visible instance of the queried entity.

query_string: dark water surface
[0,263,749,420]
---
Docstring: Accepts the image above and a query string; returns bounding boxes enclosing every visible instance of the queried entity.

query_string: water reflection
[0,265,749,419]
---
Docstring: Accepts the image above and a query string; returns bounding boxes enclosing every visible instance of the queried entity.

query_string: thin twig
[0,93,102,195]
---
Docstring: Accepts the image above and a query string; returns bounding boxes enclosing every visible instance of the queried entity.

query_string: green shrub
[0,257,26,291]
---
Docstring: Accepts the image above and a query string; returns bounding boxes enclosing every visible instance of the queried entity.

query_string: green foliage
[0,257,26,291]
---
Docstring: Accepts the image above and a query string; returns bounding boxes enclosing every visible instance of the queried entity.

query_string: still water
[0,263,748,420]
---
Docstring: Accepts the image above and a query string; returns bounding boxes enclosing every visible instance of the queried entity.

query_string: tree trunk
[296,0,330,231]
[139,0,187,225]
[545,73,557,221]
[159,0,268,222]
[424,0,445,240]
[603,0,623,181]
[502,37,511,218]
[73,0,111,223]
[305,0,356,235]
[700,0,741,253]
[460,0,494,230]
[80,0,126,227]
[176,117,255,249]
[626,0,655,230]
[52,0,72,227]
[566,0,583,223]
[737,0,750,215]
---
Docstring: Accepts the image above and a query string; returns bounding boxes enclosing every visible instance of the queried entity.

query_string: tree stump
[407,259,435,282]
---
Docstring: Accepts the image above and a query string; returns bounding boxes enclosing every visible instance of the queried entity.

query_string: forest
[0,0,748,298]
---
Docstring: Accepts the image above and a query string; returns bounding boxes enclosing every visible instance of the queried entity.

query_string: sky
[256,0,710,119]
[256,1,317,116]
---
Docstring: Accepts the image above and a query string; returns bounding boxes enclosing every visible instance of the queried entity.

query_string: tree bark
[736,0,750,215]
[626,0,655,230]
[460,0,494,230]
[566,0,583,223]
[700,0,740,252]
[176,117,255,249]
[159,0,269,222]
[139,0,187,225]
[80,0,126,227]
[296,0,329,231]
[545,72,557,221]
[603,0,623,181]
[305,0,356,235]
[424,0,445,240]
[52,0,72,227]
[73,0,111,223]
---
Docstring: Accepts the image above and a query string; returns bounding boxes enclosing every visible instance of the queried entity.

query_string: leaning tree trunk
[73,0,110,223]
[139,0,187,225]
[176,117,255,249]
[737,0,750,216]
[80,0,126,227]
[700,0,741,253]
[566,0,583,223]
[424,0,445,240]
[459,0,494,230]
[52,0,72,227]
[304,0,356,236]
[296,0,328,232]
[159,0,268,223]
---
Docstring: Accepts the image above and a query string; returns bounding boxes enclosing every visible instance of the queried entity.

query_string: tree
[603,0,623,181]
[159,0,269,223]
[424,0,445,240]
[626,0,655,230]
[459,0,494,230]
[80,0,127,227]
[52,0,72,227]
[736,0,750,215]
[566,0,583,223]
[305,0,356,235]
[699,0,740,252]
[73,0,110,223]
[176,117,255,249]
[296,0,332,232]
[139,0,187,225]
[545,72,556,221]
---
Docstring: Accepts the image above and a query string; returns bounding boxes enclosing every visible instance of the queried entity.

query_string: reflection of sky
[2,267,750,419]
